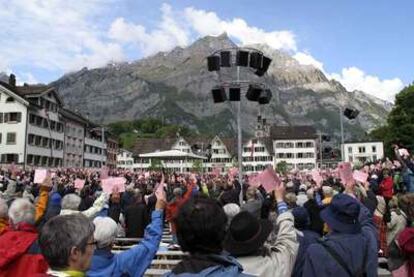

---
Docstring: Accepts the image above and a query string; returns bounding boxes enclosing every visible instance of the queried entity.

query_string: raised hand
[155,184,167,210]
[273,182,285,203]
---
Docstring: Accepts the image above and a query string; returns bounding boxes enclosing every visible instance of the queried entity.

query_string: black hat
[224,211,273,256]
[292,207,310,230]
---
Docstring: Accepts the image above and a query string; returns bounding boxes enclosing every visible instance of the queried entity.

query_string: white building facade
[273,139,317,171]
[270,126,318,171]
[0,80,65,167]
[342,141,384,163]
[242,138,273,174]
[206,136,235,174]
[0,83,29,164]
[117,149,135,170]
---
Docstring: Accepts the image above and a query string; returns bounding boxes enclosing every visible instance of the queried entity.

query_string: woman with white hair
[60,191,107,218]
[0,198,48,275]
[87,189,167,276]
[223,203,241,227]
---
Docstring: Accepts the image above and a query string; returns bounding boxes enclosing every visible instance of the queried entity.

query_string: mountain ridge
[45,34,389,141]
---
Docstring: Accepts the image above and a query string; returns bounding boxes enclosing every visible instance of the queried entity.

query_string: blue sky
[0,0,412,101]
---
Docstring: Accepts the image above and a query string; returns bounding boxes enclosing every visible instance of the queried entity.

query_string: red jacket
[380,176,394,199]
[166,183,195,233]
[0,223,48,277]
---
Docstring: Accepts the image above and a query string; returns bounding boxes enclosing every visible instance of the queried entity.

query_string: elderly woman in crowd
[296,184,308,207]
[38,213,96,276]
[88,188,166,276]
[0,198,48,275]
[240,186,263,219]
[60,191,107,218]
[321,186,334,205]
[223,203,240,228]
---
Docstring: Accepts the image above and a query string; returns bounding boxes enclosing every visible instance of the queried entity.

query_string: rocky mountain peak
[50,34,390,141]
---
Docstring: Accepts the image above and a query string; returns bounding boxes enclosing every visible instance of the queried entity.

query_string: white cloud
[0,0,405,102]
[0,0,125,75]
[108,4,296,56]
[17,73,39,85]
[293,52,324,71]
[184,7,297,51]
[109,3,190,55]
[328,67,404,102]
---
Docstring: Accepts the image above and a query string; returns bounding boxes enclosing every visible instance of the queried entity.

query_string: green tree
[370,83,414,156]
[192,160,203,173]
[107,117,195,150]
[276,161,288,175]
[149,158,163,171]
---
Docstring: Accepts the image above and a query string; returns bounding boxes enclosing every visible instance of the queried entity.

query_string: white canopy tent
[139,149,206,160]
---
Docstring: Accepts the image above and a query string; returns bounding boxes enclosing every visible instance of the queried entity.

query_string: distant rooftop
[270,125,317,140]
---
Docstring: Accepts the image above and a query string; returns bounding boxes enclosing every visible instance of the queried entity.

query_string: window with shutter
[8,112,22,123]
[6,132,16,144]
[0,113,3,123]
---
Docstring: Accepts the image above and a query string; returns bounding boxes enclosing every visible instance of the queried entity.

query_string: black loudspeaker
[207,55,220,71]
[322,135,331,141]
[246,85,262,101]
[258,89,272,104]
[249,52,263,69]
[229,87,241,101]
[236,50,249,66]
[343,108,359,119]
[220,51,231,67]
[255,56,272,76]
[211,87,226,103]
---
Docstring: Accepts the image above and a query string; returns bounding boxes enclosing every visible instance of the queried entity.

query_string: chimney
[9,74,16,87]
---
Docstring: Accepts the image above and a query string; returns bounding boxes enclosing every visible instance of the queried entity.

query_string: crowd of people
[0,145,413,276]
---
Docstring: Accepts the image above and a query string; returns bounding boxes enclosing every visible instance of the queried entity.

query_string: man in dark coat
[218,179,241,206]
[303,194,378,277]
[124,190,148,238]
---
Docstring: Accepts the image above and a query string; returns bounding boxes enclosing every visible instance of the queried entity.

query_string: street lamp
[206,47,272,204]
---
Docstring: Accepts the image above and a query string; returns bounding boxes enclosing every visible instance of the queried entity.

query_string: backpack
[318,240,368,277]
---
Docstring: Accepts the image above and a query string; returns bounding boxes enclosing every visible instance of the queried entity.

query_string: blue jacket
[302,204,378,277]
[402,168,414,193]
[87,210,163,277]
[164,252,250,277]
[292,229,320,277]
